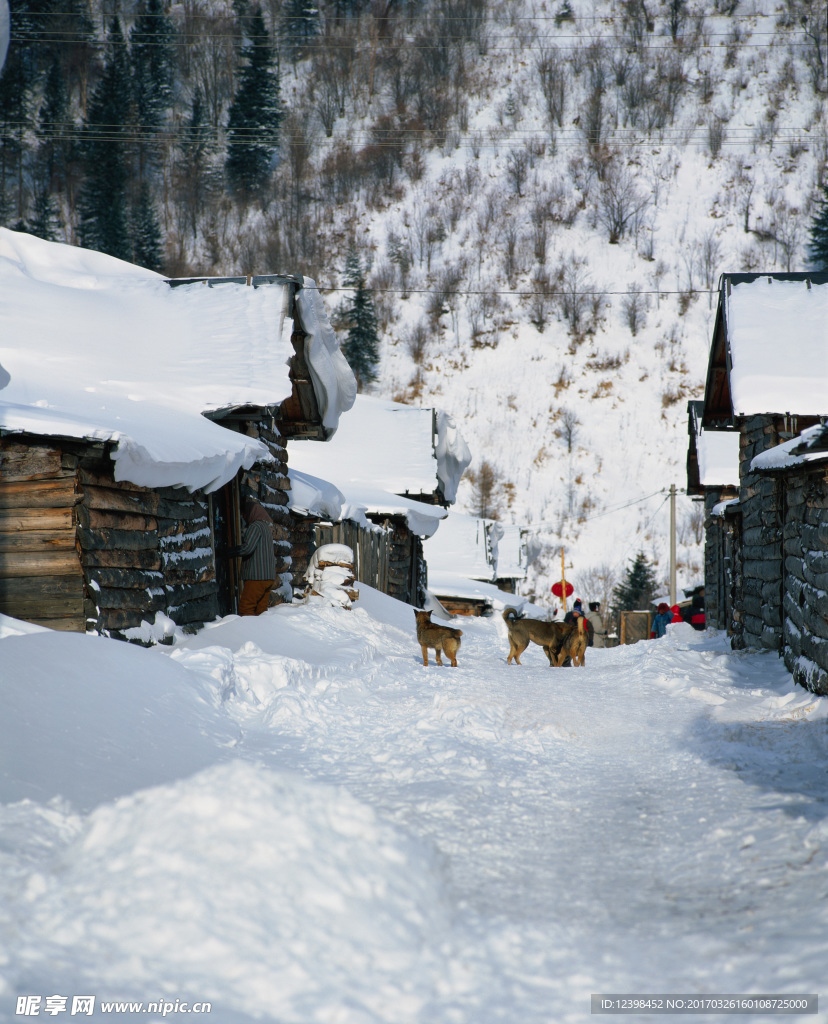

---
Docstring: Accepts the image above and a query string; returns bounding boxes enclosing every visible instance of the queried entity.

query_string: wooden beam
[0,550,82,578]
[83,548,163,570]
[26,616,86,632]
[0,529,77,553]
[0,443,66,481]
[0,507,73,531]
[0,574,84,618]
[82,483,160,516]
[0,478,76,509]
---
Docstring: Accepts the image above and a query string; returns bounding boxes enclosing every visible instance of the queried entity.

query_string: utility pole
[561,546,568,614]
[669,484,677,606]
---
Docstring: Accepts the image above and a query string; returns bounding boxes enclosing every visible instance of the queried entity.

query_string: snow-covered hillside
[287,0,827,605]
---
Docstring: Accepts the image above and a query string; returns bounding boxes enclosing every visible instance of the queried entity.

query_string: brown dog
[502,607,570,666]
[555,615,588,667]
[414,609,462,667]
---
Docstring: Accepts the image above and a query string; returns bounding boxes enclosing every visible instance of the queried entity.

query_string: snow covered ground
[2,595,827,1023]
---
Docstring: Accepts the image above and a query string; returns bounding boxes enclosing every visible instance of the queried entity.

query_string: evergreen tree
[225,7,281,197]
[36,54,72,194]
[175,88,213,239]
[341,247,380,389]
[28,187,62,241]
[282,0,320,60]
[131,0,175,180]
[0,23,33,219]
[131,181,163,271]
[807,184,828,271]
[77,18,132,260]
[612,552,658,611]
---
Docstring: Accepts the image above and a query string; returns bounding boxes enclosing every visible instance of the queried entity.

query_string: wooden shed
[0,230,356,637]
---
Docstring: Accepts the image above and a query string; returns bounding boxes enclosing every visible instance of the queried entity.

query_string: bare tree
[536,44,567,128]
[622,284,647,335]
[559,407,581,452]
[596,163,650,243]
[506,148,529,197]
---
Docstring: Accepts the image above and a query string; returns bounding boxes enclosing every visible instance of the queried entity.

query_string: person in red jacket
[670,604,683,624]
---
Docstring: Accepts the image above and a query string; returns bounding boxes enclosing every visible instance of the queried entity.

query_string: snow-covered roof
[0,229,355,493]
[751,424,828,473]
[426,571,521,612]
[289,395,470,502]
[725,276,828,417]
[493,523,527,580]
[288,467,446,538]
[423,511,498,583]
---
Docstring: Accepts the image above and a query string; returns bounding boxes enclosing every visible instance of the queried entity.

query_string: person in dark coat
[685,589,706,631]
[564,600,593,646]
[225,498,277,616]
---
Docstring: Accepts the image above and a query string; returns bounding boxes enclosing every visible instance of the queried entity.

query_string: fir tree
[282,0,320,60]
[175,88,213,239]
[341,247,380,389]
[225,8,281,197]
[36,54,72,195]
[807,184,828,271]
[131,181,163,271]
[131,0,174,180]
[612,552,658,611]
[0,31,32,218]
[77,18,132,260]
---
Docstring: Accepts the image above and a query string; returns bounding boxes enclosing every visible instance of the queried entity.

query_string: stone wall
[779,467,828,695]
[734,414,794,650]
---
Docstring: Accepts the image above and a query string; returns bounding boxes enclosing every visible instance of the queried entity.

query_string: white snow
[726,278,828,417]
[2,602,827,1023]
[697,428,740,488]
[291,394,469,502]
[0,230,355,493]
[424,511,499,582]
[751,424,828,473]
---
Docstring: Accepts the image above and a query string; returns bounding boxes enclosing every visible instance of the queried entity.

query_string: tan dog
[414,609,462,667]
[555,615,588,667]
[502,607,570,666]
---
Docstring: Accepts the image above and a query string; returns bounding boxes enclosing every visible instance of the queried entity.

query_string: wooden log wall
[0,440,85,630]
[702,487,738,632]
[733,414,794,651]
[777,466,828,695]
[242,422,293,602]
[76,463,218,635]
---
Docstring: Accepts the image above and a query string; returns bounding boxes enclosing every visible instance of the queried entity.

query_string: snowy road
[2,590,828,1023]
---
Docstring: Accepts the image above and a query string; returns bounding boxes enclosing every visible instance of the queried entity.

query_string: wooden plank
[96,587,166,611]
[0,574,84,618]
[82,483,159,516]
[83,548,163,570]
[0,529,77,553]
[78,466,145,492]
[77,504,158,532]
[87,567,165,590]
[99,608,147,632]
[77,525,158,552]
[27,616,86,632]
[0,550,81,578]
[0,478,76,509]
[0,443,66,481]
[0,507,73,531]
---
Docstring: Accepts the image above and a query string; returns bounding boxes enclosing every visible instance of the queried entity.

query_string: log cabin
[698,271,828,667]
[287,397,466,606]
[0,229,356,638]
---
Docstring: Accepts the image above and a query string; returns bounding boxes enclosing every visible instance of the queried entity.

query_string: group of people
[557,588,707,647]
[561,599,609,648]
[651,589,706,637]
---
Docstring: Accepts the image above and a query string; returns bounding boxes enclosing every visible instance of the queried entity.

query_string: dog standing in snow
[414,609,462,667]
